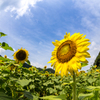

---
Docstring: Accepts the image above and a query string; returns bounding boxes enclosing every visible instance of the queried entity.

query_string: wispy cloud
[0,0,42,19]
[73,0,100,17]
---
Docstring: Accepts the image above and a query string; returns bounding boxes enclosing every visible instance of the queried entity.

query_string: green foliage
[0,32,14,51]
[93,52,100,69]
[81,62,88,68]
[1,57,100,100]
[0,32,7,38]
[1,42,14,51]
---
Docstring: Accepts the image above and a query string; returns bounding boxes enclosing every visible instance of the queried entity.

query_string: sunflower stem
[73,71,77,100]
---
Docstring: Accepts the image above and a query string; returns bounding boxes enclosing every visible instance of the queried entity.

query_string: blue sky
[0,0,100,72]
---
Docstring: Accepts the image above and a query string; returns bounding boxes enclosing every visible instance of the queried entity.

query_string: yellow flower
[76,71,80,76]
[44,66,47,69]
[54,72,59,76]
[0,60,2,62]
[45,73,49,77]
[32,66,34,68]
[50,73,53,76]
[18,69,21,73]
[45,71,48,73]
[96,69,99,72]
[9,65,16,71]
[4,55,7,58]
[95,65,97,68]
[29,68,33,71]
[80,70,85,73]
[47,32,91,77]
[13,47,29,64]
[85,73,87,76]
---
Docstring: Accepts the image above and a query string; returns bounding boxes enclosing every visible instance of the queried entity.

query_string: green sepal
[81,62,88,67]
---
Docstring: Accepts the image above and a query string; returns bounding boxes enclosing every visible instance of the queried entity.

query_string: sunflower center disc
[16,50,26,60]
[59,45,70,55]
[57,40,77,63]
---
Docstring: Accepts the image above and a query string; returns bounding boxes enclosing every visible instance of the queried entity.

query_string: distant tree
[45,68,55,74]
[93,51,100,69]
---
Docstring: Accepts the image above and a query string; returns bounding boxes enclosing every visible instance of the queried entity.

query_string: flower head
[95,65,97,68]
[4,55,7,58]
[13,47,29,64]
[47,32,91,77]
[44,66,47,69]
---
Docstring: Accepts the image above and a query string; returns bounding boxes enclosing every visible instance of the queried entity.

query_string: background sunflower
[13,47,29,64]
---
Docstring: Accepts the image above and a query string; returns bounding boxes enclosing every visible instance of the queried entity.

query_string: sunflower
[47,32,91,77]
[13,47,29,64]
[44,66,47,69]
[4,55,7,58]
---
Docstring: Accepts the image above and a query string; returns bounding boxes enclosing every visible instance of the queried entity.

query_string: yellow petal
[81,34,86,39]
[72,63,78,72]
[51,61,56,67]
[47,59,56,64]
[81,59,88,63]
[64,32,70,39]
[77,42,91,47]
[76,62,81,69]
[76,52,91,58]
[70,33,78,40]
[71,33,83,41]
[63,63,68,75]
[52,51,56,56]
[54,47,58,51]
[52,40,61,46]
[78,56,87,62]
[50,56,56,60]
[77,47,89,52]
[76,39,90,45]
[55,63,62,73]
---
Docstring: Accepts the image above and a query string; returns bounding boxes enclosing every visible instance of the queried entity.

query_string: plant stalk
[73,71,77,100]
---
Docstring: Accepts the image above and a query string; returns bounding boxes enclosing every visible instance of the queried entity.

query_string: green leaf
[0,91,15,100]
[18,62,23,68]
[16,79,31,87]
[23,91,33,100]
[46,88,57,94]
[0,42,1,46]
[61,81,73,86]
[1,42,14,51]
[0,56,14,62]
[0,32,7,38]
[78,92,94,100]
[81,62,88,67]
[85,86,100,92]
[39,94,66,100]
[29,85,35,89]
[87,78,97,84]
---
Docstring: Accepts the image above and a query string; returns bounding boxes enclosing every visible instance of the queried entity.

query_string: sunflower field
[1,32,100,100]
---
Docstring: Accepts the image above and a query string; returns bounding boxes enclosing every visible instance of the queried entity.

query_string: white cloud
[73,0,100,17]
[0,0,42,19]
[73,0,100,31]
[0,48,5,56]
[31,61,44,68]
